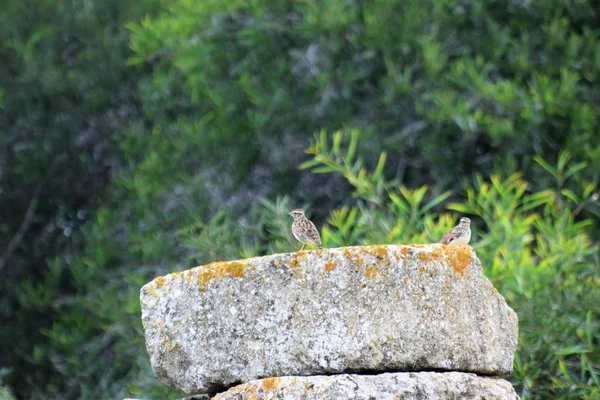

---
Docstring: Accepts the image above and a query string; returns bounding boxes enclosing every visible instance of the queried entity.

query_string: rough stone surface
[140,244,518,394]
[212,372,519,400]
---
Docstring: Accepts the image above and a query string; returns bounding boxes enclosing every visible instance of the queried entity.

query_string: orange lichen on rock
[197,261,246,290]
[444,245,472,276]
[344,248,365,266]
[413,245,472,276]
[154,276,165,288]
[428,246,446,264]
[261,377,282,392]
[245,384,258,399]
[366,245,389,260]
[343,249,353,260]
[286,254,306,279]
[418,266,425,274]
[291,252,309,268]
[324,261,336,273]
[365,265,378,279]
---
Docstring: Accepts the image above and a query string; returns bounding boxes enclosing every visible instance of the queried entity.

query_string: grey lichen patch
[140,244,518,395]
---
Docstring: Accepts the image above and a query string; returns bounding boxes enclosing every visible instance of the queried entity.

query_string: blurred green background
[1,0,599,399]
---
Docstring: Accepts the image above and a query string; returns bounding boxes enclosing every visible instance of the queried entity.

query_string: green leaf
[565,162,587,179]
[319,129,329,154]
[583,182,595,198]
[522,189,555,211]
[344,130,358,165]
[298,159,321,170]
[311,166,336,173]
[446,203,473,213]
[25,27,54,51]
[554,345,589,356]
[398,186,412,202]
[373,152,387,181]
[411,186,428,207]
[346,207,358,228]
[557,150,571,172]
[422,190,452,213]
[389,193,408,213]
[534,155,557,178]
[561,189,580,204]
[558,358,573,383]
[332,131,343,155]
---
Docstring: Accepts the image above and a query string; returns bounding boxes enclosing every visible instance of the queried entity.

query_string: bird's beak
[288,212,293,216]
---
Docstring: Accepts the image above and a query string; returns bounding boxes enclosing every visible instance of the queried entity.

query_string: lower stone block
[212,371,518,400]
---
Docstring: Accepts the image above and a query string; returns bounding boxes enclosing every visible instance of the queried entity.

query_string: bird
[439,217,471,246]
[288,209,323,251]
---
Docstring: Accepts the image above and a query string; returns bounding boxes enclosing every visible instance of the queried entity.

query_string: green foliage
[298,132,600,400]
[126,0,600,193]
[0,369,16,400]
[301,130,393,205]
[2,0,600,399]
[0,0,160,398]
[151,131,600,398]
[0,387,16,400]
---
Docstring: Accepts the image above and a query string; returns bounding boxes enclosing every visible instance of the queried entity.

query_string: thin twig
[0,184,42,273]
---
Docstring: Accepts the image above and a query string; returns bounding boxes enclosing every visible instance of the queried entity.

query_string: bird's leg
[300,244,305,251]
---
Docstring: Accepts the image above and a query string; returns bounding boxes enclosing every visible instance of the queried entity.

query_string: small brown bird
[288,209,323,251]
[439,217,471,246]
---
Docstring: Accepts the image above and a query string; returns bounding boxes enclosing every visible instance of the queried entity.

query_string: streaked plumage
[439,217,471,246]
[288,209,323,251]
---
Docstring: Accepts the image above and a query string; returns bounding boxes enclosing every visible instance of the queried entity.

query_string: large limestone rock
[212,372,518,400]
[140,244,518,394]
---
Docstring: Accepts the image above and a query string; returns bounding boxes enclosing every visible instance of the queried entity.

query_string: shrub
[4,0,600,398]
[127,0,600,196]
[0,1,158,397]
[296,132,600,399]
